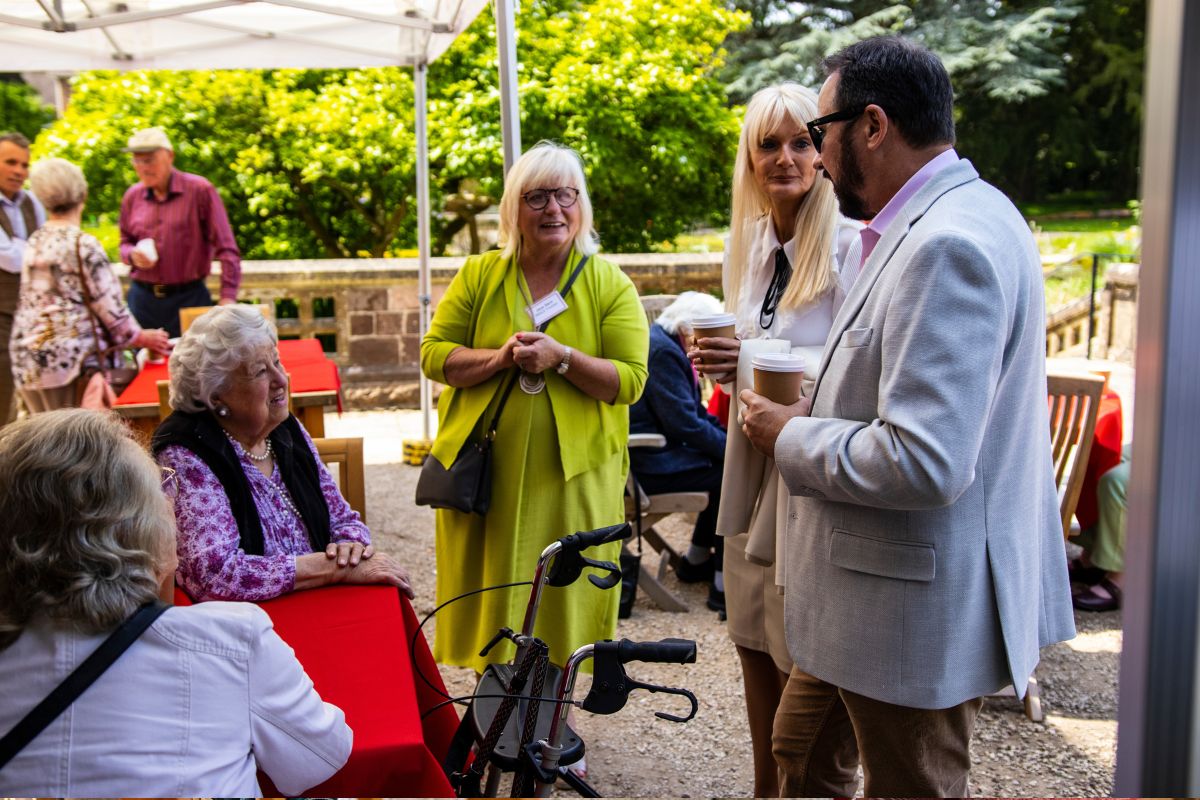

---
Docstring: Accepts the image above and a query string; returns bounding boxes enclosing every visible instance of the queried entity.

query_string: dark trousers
[773,666,984,797]
[633,463,723,561]
[0,270,20,425]
[127,280,213,338]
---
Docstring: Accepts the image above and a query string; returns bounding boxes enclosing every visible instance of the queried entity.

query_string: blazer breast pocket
[828,528,935,582]
[838,326,874,349]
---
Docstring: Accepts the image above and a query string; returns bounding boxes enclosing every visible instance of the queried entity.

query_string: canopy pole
[415,60,433,442]
[494,0,521,174]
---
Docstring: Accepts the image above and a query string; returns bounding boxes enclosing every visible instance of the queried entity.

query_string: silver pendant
[519,370,546,395]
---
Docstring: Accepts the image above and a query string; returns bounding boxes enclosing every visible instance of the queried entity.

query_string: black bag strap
[485,254,592,441]
[0,601,168,769]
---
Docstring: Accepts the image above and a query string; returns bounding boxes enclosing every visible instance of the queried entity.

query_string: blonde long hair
[727,84,838,313]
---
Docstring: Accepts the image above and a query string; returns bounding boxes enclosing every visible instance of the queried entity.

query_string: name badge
[527,291,569,328]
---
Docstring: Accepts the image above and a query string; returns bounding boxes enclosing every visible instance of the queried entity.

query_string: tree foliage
[720,0,1144,203]
[32,0,746,258]
[0,76,56,140]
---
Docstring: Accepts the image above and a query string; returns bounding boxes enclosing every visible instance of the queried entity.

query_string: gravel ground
[332,410,1119,798]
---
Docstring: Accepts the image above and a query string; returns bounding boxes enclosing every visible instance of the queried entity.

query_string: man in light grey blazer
[740,36,1075,796]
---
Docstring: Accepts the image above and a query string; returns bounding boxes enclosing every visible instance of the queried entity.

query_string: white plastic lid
[691,313,737,327]
[752,352,806,372]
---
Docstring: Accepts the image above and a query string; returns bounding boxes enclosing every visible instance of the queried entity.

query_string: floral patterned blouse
[10,224,142,390]
[158,424,372,602]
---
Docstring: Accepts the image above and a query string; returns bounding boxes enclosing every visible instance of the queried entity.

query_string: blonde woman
[420,142,648,683]
[690,84,855,797]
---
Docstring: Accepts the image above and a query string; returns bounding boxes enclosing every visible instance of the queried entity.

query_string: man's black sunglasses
[806,107,866,154]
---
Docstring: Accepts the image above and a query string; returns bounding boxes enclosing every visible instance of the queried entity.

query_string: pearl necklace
[224,430,273,462]
[224,430,302,520]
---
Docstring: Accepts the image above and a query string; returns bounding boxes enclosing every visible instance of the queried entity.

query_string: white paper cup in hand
[136,238,158,265]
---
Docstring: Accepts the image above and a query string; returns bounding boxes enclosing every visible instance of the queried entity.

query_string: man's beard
[829,139,873,221]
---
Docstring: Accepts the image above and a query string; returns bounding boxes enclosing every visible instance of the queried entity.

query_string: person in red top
[119,127,241,336]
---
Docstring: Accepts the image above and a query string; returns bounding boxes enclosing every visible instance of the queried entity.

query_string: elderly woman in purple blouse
[152,304,413,602]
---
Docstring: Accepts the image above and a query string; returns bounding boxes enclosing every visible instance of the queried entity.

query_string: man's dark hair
[0,132,32,149]
[822,36,955,149]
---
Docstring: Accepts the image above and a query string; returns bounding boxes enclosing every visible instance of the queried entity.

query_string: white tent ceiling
[1,0,522,440]
[0,0,488,69]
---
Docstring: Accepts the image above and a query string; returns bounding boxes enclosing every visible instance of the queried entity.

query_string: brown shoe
[1073,577,1122,612]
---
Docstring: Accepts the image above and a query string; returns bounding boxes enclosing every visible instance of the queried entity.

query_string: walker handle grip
[558,522,631,554]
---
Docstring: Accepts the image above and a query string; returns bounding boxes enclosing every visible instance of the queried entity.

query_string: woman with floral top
[152,304,413,602]
[10,158,170,411]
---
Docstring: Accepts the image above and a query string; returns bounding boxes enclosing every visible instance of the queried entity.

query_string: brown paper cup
[752,352,806,404]
[691,314,737,364]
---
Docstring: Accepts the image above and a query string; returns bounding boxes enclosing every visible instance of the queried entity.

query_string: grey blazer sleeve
[774,232,1011,510]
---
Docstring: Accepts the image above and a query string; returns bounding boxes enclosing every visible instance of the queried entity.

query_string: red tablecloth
[1074,391,1124,530]
[174,584,458,796]
[115,338,341,409]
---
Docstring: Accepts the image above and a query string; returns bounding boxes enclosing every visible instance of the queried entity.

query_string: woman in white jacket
[690,83,853,798]
[0,409,351,797]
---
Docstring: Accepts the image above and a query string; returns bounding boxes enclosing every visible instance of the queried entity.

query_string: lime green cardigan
[420,249,649,481]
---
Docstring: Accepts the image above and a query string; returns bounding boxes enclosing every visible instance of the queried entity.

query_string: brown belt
[133,279,206,299]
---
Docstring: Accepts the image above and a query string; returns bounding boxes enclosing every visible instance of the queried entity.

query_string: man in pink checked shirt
[119,127,241,337]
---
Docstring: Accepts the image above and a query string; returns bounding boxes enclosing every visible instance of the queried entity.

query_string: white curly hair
[168,305,278,412]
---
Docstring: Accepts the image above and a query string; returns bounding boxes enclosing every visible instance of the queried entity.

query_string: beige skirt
[723,531,793,674]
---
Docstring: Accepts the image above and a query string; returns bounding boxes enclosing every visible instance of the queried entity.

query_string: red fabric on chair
[174,584,457,797]
[1074,391,1123,531]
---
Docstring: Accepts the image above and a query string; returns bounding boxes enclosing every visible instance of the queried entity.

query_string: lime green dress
[421,249,648,670]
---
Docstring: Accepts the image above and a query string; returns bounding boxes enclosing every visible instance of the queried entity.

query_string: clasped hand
[511,331,565,374]
[324,542,414,598]
[739,389,811,459]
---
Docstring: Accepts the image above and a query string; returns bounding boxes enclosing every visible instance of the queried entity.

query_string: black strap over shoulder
[0,601,168,769]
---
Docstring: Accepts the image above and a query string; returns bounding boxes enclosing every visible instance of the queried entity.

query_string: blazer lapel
[810,160,981,403]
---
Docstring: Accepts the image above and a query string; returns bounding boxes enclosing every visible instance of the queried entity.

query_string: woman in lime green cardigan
[420,142,648,675]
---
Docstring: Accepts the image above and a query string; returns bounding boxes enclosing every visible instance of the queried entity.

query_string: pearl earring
[216,406,229,418]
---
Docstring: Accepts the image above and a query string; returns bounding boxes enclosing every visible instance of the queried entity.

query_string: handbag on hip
[415,369,517,515]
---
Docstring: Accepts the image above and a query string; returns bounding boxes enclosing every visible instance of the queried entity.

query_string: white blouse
[724,214,862,347]
[0,602,352,797]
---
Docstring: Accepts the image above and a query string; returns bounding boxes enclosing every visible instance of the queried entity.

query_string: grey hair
[654,291,725,336]
[0,409,173,649]
[497,141,599,261]
[29,157,88,215]
[169,304,278,412]
[0,131,31,149]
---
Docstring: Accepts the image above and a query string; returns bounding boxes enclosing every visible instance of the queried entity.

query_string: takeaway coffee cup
[753,352,806,405]
[136,238,159,265]
[690,313,737,363]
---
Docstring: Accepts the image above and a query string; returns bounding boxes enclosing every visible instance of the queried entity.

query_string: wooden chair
[179,302,274,334]
[623,433,711,612]
[638,294,678,327]
[1047,372,1106,538]
[996,370,1106,722]
[314,437,367,523]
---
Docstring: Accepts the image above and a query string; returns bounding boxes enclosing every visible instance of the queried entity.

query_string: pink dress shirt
[118,169,242,300]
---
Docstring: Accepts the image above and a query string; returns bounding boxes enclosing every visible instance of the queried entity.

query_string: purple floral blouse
[158,424,371,602]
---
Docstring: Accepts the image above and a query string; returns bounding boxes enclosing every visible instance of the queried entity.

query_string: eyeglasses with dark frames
[806,107,866,154]
[521,187,580,211]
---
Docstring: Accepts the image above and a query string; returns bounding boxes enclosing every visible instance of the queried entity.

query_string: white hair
[169,305,278,412]
[30,157,88,215]
[497,141,599,261]
[654,291,725,336]
[0,410,172,648]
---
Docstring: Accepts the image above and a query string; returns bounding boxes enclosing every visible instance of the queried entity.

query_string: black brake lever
[624,676,698,723]
[546,551,621,590]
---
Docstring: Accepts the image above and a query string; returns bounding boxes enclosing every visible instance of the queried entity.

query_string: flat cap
[124,127,173,153]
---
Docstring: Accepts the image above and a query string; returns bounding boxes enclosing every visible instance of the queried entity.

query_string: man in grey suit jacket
[740,37,1075,796]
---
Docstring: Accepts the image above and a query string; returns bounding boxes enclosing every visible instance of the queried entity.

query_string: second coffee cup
[752,352,806,404]
[690,313,737,363]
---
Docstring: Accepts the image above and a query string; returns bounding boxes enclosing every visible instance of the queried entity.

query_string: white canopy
[0,0,486,70]
[1,0,523,440]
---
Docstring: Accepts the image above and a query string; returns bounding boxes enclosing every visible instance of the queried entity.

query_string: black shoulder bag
[0,601,168,769]
[416,255,590,515]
